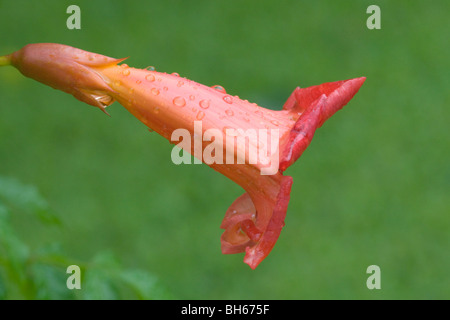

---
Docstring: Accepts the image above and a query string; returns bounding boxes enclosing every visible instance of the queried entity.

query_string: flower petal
[280,77,366,171]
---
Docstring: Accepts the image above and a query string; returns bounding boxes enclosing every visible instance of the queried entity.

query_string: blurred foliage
[0,0,449,299]
[0,176,172,299]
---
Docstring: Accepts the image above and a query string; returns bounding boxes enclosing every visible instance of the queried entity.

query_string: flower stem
[0,55,11,66]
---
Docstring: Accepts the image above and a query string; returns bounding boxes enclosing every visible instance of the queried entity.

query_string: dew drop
[145,74,155,82]
[114,80,121,87]
[151,88,160,96]
[120,64,129,68]
[136,80,142,84]
[196,111,205,120]
[223,95,233,104]
[145,66,156,71]
[177,81,184,87]
[173,96,186,107]
[199,99,210,109]
[122,68,130,76]
[225,109,234,116]
[163,86,168,91]
[212,85,226,93]
[172,72,180,77]
[189,95,196,101]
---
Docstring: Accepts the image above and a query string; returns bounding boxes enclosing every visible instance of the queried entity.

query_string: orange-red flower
[1,43,365,268]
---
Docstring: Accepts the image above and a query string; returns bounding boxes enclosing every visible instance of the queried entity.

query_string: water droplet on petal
[196,111,205,120]
[225,109,234,116]
[173,96,186,107]
[223,95,233,104]
[189,95,196,101]
[146,66,156,71]
[136,80,142,84]
[120,64,129,68]
[154,107,160,114]
[114,80,121,87]
[151,88,160,96]
[199,99,210,109]
[145,74,155,82]
[212,85,226,93]
[172,72,180,77]
[163,86,168,91]
[177,81,184,87]
[122,68,130,76]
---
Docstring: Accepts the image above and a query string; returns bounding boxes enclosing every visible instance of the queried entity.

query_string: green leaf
[119,269,173,300]
[31,264,74,300]
[0,176,60,225]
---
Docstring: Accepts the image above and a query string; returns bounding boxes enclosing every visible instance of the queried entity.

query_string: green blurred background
[0,0,448,299]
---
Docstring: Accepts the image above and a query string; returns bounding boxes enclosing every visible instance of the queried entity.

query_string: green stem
[0,55,11,66]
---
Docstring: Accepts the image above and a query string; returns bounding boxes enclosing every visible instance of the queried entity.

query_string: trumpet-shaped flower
[1,43,365,268]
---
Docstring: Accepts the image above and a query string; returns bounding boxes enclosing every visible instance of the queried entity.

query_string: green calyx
[0,55,11,67]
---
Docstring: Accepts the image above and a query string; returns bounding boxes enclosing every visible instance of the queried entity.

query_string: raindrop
[199,99,210,109]
[177,81,184,87]
[145,66,156,71]
[196,111,205,120]
[189,95,196,101]
[212,85,226,93]
[172,72,180,77]
[151,88,160,96]
[225,109,234,116]
[145,74,155,82]
[114,80,121,87]
[223,95,233,104]
[120,64,129,68]
[122,68,130,76]
[173,96,186,107]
